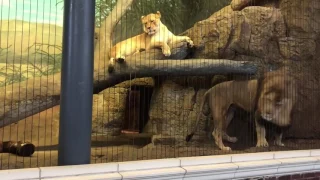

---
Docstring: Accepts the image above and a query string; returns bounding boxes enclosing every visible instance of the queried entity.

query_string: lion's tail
[186,90,210,142]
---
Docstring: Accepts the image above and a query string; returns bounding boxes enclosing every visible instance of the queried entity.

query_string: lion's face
[257,72,297,127]
[141,11,161,35]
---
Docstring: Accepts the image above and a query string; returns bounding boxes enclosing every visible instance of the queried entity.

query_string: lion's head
[141,11,162,35]
[257,68,298,127]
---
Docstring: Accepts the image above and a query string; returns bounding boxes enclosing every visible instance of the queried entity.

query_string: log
[0,73,61,127]
[0,55,257,128]
[95,58,258,90]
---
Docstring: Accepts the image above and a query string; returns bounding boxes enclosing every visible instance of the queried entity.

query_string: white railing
[1,149,320,180]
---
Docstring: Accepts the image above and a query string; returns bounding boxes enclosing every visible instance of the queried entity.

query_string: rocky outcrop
[92,87,128,136]
[279,0,320,60]
[184,5,285,63]
[144,80,209,144]
[184,0,320,62]
[92,77,154,136]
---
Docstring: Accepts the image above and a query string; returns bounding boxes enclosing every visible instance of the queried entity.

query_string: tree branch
[94,57,258,90]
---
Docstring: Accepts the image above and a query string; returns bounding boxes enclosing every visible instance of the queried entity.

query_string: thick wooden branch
[94,57,258,90]
[0,73,61,128]
[94,42,258,89]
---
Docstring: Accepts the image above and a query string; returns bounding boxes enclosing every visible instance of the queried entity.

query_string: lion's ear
[156,11,161,18]
[141,15,145,20]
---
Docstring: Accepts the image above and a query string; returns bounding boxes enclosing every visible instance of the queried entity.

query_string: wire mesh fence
[1,0,320,170]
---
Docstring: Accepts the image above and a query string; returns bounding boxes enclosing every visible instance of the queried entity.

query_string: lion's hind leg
[222,106,238,143]
[212,128,231,151]
[211,101,231,151]
[275,132,285,147]
[222,132,238,143]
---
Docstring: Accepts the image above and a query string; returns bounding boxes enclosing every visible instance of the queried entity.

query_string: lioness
[186,68,297,151]
[109,11,194,68]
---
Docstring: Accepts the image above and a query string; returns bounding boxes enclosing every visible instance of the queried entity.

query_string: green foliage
[95,0,231,43]
[95,0,117,27]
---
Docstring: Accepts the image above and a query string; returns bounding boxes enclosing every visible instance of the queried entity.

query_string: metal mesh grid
[0,0,320,170]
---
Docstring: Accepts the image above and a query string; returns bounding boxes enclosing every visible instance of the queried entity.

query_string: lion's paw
[162,48,171,56]
[275,141,285,147]
[108,64,115,73]
[108,58,116,73]
[221,146,232,151]
[186,38,194,47]
[109,57,115,65]
[228,137,238,143]
[256,140,269,147]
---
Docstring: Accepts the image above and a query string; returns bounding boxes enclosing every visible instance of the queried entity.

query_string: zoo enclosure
[0,0,320,170]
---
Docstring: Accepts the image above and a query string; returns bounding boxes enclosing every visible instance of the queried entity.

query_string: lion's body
[109,11,193,66]
[110,23,173,59]
[186,68,297,151]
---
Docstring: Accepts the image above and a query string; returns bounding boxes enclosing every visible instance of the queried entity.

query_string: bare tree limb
[94,0,134,71]
[94,57,257,90]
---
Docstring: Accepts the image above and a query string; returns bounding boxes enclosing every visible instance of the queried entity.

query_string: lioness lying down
[186,68,297,151]
[109,11,194,70]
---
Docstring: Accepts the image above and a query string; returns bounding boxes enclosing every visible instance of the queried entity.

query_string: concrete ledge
[2,149,320,180]
[0,168,40,180]
[43,173,122,180]
[40,163,118,179]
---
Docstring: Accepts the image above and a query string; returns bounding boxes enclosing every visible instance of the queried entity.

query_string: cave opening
[122,85,154,134]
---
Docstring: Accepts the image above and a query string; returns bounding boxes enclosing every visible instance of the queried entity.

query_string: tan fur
[109,11,194,65]
[186,68,297,151]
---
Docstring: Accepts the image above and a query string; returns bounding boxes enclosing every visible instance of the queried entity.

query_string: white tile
[233,160,280,179]
[311,149,320,157]
[234,168,278,179]
[43,173,122,180]
[278,157,318,165]
[278,165,315,174]
[231,152,274,162]
[118,158,180,172]
[277,157,317,174]
[183,163,238,175]
[274,150,311,159]
[179,155,231,166]
[120,167,185,180]
[0,168,40,180]
[40,163,118,178]
[311,156,320,170]
[235,159,281,170]
[183,173,235,180]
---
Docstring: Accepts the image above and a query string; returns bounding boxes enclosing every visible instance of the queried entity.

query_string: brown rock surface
[144,80,209,144]
[279,0,320,60]
[185,5,285,62]
[92,87,128,136]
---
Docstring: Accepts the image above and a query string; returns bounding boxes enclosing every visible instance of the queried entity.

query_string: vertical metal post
[58,0,95,165]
